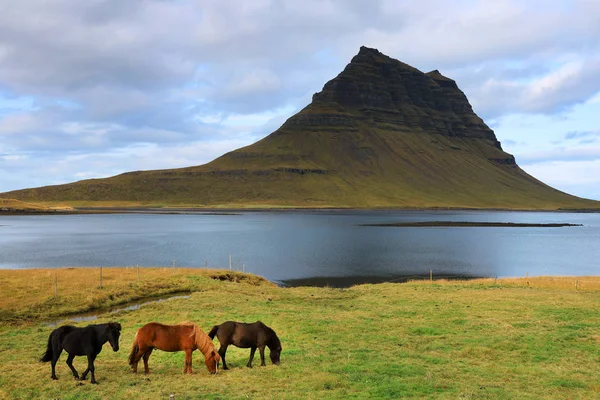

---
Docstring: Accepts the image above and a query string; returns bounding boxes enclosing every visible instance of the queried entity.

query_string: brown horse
[208,321,281,370]
[128,322,220,374]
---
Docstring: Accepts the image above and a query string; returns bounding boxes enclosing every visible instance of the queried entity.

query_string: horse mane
[179,322,216,358]
[108,322,122,331]
[267,327,281,348]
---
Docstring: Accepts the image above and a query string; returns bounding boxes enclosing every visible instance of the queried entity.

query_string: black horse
[208,321,281,370]
[40,322,121,384]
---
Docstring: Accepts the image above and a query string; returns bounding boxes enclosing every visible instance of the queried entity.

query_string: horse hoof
[91,380,98,385]
[52,376,58,380]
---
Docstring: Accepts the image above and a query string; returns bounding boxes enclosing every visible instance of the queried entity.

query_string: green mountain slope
[3,47,599,210]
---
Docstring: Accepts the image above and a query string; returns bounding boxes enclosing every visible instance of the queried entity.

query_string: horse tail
[40,325,77,362]
[208,325,219,340]
[128,332,139,366]
[40,332,54,362]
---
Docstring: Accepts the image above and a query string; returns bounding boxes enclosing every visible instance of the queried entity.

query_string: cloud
[565,130,600,140]
[0,1,198,94]
[452,57,600,119]
[0,0,599,197]
[521,159,600,200]
[516,146,600,163]
[0,138,256,191]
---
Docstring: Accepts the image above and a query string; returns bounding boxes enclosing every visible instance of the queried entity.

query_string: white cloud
[522,159,600,200]
[0,113,39,134]
[587,93,600,104]
[1,154,28,162]
[0,138,257,191]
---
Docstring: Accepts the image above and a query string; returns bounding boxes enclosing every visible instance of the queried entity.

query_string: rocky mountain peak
[299,46,499,146]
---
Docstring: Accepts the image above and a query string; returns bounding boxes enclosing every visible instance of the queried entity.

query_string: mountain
[3,46,599,210]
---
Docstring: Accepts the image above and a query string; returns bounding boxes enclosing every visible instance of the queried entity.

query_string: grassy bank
[0,197,74,213]
[1,269,600,399]
[0,268,270,323]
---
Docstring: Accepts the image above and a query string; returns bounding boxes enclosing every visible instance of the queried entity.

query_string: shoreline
[2,206,600,215]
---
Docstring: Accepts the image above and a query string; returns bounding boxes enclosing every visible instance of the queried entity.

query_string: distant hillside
[3,46,599,210]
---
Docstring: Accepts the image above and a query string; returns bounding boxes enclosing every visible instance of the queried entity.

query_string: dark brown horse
[208,321,281,370]
[40,322,121,384]
[128,322,220,374]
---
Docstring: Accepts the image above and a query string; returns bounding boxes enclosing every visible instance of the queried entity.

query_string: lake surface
[1,211,599,287]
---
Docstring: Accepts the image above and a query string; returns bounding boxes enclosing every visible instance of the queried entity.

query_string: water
[1,211,599,286]
[46,294,190,327]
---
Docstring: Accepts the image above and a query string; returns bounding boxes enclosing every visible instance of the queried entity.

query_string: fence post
[229,254,232,271]
[137,264,140,282]
[430,270,432,282]
[54,272,58,296]
[99,266,103,289]
[576,280,579,290]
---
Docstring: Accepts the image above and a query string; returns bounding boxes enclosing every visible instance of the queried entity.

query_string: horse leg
[142,348,153,375]
[131,345,147,373]
[259,345,266,367]
[50,343,63,380]
[218,345,229,370]
[184,349,193,374]
[80,355,91,380]
[66,353,79,379]
[247,346,257,368]
[86,353,98,384]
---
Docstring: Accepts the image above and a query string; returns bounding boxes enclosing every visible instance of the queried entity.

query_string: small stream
[47,293,190,327]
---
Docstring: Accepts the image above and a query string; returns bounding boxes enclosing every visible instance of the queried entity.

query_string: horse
[208,321,282,370]
[128,322,220,375]
[40,322,122,384]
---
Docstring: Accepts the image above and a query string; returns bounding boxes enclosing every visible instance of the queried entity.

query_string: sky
[0,0,599,200]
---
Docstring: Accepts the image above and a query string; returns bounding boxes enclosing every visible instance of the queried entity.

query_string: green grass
[2,271,600,399]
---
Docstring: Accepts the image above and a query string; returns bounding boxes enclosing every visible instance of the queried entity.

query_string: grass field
[1,269,600,399]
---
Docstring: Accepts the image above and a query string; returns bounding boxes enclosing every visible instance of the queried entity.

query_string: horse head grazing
[268,329,282,365]
[107,322,122,352]
[269,345,282,365]
[204,349,221,374]
[187,322,221,374]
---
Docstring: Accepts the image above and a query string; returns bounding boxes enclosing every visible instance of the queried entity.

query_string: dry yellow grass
[0,197,74,212]
[0,198,48,211]
[0,267,272,322]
